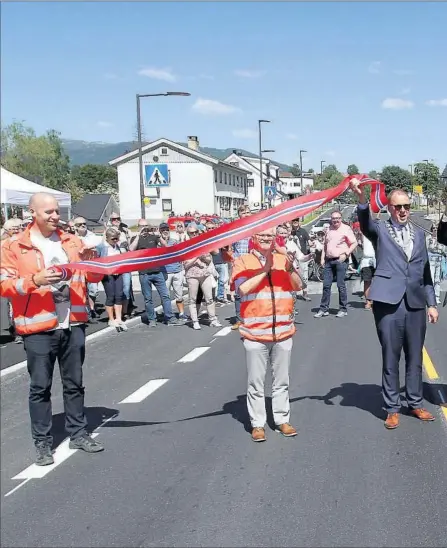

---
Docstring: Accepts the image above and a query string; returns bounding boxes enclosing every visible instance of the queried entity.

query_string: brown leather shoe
[231,322,241,330]
[410,408,435,421]
[251,427,266,442]
[384,413,400,429]
[276,423,297,437]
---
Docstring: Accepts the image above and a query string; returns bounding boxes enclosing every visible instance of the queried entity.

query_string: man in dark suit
[438,200,447,246]
[350,179,439,429]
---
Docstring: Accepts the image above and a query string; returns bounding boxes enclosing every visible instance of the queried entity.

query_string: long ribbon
[70,174,387,275]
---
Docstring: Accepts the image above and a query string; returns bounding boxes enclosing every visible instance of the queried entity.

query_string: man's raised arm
[349,178,379,241]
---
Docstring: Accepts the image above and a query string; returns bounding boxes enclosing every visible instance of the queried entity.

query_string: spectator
[159,222,187,321]
[96,228,128,330]
[130,220,182,327]
[230,205,252,329]
[184,224,222,330]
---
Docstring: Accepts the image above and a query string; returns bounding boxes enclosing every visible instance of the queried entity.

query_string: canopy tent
[0,166,71,208]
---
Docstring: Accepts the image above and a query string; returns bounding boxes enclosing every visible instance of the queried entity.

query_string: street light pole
[258,119,271,208]
[136,91,190,219]
[320,160,326,175]
[300,149,307,193]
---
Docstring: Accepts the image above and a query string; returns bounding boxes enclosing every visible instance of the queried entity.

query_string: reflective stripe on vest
[243,314,291,326]
[240,291,292,303]
[14,311,58,327]
[15,278,26,296]
[240,323,294,338]
[71,305,88,313]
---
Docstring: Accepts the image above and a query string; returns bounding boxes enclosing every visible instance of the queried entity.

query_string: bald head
[29,192,60,237]
[388,189,410,203]
[388,189,411,225]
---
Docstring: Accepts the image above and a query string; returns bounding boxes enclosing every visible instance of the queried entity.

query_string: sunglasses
[111,217,121,221]
[188,230,198,235]
[391,204,411,211]
[109,237,119,242]
[75,223,86,227]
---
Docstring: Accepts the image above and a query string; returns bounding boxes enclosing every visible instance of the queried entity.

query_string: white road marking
[12,433,99,481]
[4,478,31,498]
[214,326,232,337]
[178,347,210,363]
[1,294,188,380]
[119,378,169,404]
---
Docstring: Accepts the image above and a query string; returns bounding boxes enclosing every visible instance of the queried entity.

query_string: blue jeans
[319,259,348,312]
[122,273,132,300]
[214,263,228,300]
[139,272,173,321]
[234,293,241,322]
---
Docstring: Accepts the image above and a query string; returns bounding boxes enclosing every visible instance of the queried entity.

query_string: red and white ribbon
[69,174,386,275]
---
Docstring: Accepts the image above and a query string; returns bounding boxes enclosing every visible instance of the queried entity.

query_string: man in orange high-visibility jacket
[231,226,303,443]
[0,193,104,466]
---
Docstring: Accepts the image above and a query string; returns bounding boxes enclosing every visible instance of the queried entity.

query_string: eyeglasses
[391,204,411,211]
[109,237,119,242]
[111,217,120,221]
[188,231,198,235]
[256,235,275,241]
[75,223,86,227]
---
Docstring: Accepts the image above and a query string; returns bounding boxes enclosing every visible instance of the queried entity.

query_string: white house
[223,151,286,210]
[109,136,250,224]
[278,172,314,197]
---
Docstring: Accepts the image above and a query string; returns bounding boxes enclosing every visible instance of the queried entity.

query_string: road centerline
[119,379,169,404]
[177,347,210,363]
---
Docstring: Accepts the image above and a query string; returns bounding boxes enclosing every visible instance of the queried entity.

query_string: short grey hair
[105,227,120,240]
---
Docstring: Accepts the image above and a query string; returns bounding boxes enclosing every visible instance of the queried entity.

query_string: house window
[232,175,235,186]
[160,147,168,155]
[224,173,227,184]
[219,171,222,183]
[162,199,172,212]
[247,178,255,187]
[214,170,217,183]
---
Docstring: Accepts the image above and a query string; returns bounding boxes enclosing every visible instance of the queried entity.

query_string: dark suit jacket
[358,204,436,309]
[438,219,447,246]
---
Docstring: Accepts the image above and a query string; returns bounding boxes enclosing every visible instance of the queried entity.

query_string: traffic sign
[265,186,277,200]
[413,185,423,195]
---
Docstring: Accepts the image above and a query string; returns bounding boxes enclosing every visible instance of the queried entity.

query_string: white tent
[0,166,71,208]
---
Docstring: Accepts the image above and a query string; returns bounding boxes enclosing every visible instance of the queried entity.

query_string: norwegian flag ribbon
[70,174,387,275]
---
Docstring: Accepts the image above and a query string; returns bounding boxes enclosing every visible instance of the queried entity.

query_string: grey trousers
[243,337,293,428]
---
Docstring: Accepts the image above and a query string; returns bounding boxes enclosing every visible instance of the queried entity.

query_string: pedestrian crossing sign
[145,164,169,187]
[265,186,276,200]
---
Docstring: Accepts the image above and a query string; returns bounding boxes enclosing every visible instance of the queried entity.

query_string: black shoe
[69,434,104,453]
[35,441,54,466]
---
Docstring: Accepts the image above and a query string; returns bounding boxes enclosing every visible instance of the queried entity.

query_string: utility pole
[300,149,307,194]
[136,91,190,219]
[258,119,271,208]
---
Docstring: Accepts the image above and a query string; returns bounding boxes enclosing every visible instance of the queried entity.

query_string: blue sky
[2,1,446,172]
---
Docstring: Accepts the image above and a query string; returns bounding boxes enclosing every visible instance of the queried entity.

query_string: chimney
[187,136,199,151]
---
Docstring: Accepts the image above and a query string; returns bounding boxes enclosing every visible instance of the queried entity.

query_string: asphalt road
[1,290,447,547]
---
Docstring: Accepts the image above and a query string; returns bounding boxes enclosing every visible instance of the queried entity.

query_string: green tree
[380,165,413,195]
[71,164,118,193]
[1,121,72,192]
[347,164,360,176]
[290,163,301,177]
[414,162,441,206]
[368,170,380,180]
[313,164,343,191]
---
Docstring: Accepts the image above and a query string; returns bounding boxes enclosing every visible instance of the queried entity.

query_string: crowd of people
[1,189,446,461]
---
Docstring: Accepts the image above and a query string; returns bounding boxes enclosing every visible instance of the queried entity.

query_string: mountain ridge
[61,139,292,171]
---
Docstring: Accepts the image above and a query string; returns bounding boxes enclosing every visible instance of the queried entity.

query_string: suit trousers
[373,296,426,413]
[243,337,293,428]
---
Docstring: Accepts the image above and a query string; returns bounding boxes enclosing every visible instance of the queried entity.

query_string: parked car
[309,218,331,236]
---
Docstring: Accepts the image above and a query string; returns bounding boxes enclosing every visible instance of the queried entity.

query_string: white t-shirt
[30,230,72,329]
[80,230,102,248]
[105,242,121,256]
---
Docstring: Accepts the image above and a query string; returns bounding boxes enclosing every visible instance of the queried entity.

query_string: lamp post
[262,149,275,207]
[136,91,190,219]
[320,160,326,175]
[299,149,307,193]
[258,119,271,207]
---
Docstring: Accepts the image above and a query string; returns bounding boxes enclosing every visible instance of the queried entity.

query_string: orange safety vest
[231,252,295,343]
[0,224,103,335]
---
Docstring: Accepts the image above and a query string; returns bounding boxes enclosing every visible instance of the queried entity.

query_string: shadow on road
[423,382,447,407]
[309,383,385,420]
[51,406,120,448]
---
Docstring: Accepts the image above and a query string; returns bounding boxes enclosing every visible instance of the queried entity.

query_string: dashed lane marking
[119,379,169,404]
[177,347,210,363]
[214,326,232,337]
